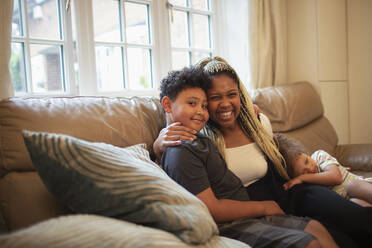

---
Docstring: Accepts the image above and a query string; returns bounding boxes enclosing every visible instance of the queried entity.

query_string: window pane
[125,2,150,44]
[12,0,22,36]
[192,52,210,65]
[127,48,151,90]
[10,42,27,93]
[172,51,190,70]
[30,44,63,93]
[192,14,210,49]
[95,46,124,91]
[169,0,187,7]
[170,11,189,48]
[93,0,121,42]
[191,0,209,10]
[27,0,61,40]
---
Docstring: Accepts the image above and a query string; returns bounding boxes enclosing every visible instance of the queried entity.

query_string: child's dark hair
[275,133,309,177]
[159,66,211,101]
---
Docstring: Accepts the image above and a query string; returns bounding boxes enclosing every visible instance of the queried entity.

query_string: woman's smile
[218,110,234,121]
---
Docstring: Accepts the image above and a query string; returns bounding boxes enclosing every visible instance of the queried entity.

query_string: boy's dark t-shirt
[161,133,250,201]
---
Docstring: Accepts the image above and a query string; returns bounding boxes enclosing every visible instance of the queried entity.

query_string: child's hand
[283,178,304,190]
[263,201,285,215]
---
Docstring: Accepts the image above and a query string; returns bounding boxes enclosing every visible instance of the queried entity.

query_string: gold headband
[203,60,235,75]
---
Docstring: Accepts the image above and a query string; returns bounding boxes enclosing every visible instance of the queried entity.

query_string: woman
[153,57,372,247]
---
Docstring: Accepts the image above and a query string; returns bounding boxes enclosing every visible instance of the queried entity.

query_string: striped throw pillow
[0,215,249,248]
[22,130,217,244]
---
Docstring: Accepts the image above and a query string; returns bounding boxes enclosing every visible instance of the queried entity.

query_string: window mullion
[59,0,70,94]
[61,0,77,95]
[152,0,172,88]
[119,0,125,43]
[24,40,33,94]
[73,0,98,95]
[20,0,33,93]
[120,0,128,89]
[188,10,192,65]
[210,0,220,56]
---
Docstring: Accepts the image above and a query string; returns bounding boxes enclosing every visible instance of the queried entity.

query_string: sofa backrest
[0,96,165,231]
[251,81,339,156]
[0,96,165,174]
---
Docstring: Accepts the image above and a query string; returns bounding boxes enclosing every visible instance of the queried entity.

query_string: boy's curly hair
[275,133,309,178]
[159,66,211,101]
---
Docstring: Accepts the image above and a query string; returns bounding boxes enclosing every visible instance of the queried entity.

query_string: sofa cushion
[0,96,165,172]
[22,130,217,244]
[0,172,71,231]
[334,144,372,174]
[251,81,324,132]
[279,116,339,156]
[0,214,249,248]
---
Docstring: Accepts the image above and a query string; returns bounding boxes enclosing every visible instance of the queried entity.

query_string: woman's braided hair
[197,56,289,180]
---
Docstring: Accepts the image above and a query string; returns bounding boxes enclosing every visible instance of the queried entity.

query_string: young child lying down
[276,133,372,207]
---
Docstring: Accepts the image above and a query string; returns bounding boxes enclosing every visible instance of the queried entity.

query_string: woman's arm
[153,122,197,162]
[197,187,284,222]
[283,164,343,190]
[153,106,263,162]
[259,113,273,137]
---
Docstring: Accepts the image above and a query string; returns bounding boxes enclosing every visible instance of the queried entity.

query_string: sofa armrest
[334,144,372,171]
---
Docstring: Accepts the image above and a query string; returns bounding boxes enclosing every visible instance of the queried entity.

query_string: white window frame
[12,0,76,97]
[12,0,222,97]
[167,1,214,68]
[75,0,161,97]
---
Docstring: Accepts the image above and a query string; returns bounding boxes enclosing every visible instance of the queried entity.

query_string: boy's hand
[263,201,285,215]
[283,177,304,190]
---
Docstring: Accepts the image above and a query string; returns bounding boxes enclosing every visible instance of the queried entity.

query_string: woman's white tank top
[225,113,272,186]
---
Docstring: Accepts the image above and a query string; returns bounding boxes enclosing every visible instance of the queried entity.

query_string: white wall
[317,0,349,145]
[287,0,372,144]
[347,0,372,143]
[287,0,319,88]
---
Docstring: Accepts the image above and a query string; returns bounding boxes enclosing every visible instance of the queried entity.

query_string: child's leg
[304,220,338,248]
[346,178,372,205]
[349,198,372,207]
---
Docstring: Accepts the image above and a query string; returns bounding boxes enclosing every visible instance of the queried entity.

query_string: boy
[159,66,337,248]
[276,133,372,207]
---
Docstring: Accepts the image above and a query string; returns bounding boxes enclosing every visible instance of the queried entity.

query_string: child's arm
[197,187,284,222]
[163,144,284,222]
[283,164,343,190]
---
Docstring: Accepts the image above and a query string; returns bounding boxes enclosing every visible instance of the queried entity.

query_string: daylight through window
[10,0,215,96]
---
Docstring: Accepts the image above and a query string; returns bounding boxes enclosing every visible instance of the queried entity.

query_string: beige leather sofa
[0,96,166,233]
[0,81,371,246]
[251,81,372,178]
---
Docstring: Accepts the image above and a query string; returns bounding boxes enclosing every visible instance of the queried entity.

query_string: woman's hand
[253,104,261,118]
[153,122,197,162]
